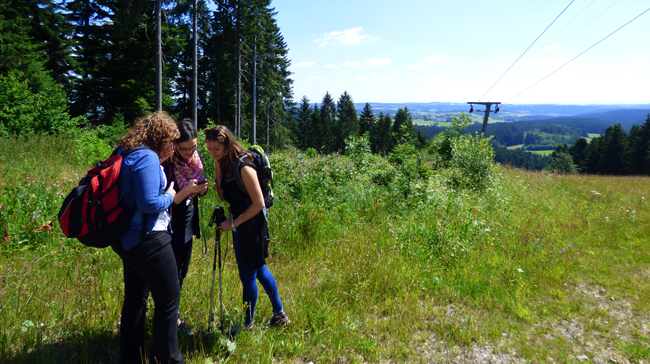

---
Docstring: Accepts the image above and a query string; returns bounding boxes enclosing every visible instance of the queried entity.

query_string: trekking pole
[207,206,225,333]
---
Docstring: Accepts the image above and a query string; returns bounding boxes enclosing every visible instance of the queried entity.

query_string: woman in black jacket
[162,119,208,330]
[204,125,289,331]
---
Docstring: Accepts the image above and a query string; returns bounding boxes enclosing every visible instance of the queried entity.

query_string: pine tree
[392,107,415,146]
[295,96,312,150]
[359,102,375,136]
[336,91,359,151]
[626,115,650,175]
[319,92,336,153]
[598,124,627,175]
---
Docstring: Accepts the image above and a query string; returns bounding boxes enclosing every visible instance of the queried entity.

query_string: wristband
[231,220,236,231]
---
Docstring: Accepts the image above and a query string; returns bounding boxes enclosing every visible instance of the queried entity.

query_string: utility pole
[192,0,198,129]
[466,102,500,135]
[252,39,257,145]
[155,0,162,111]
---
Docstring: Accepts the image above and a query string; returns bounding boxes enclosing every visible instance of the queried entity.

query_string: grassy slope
[1,136,649,363]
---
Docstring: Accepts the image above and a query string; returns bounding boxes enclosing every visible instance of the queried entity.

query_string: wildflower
[517,268,524,273]
[589,251,594,255]
[568,244,572,248]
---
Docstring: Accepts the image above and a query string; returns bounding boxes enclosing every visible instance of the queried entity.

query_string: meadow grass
[1,135,649,363]
[530,150,554,156]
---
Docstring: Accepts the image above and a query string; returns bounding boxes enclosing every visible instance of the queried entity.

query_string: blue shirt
[117,147,173,251]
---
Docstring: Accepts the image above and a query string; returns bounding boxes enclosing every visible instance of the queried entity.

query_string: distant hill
[353,102,650,122]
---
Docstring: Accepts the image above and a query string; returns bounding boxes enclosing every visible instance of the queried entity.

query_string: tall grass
[1,134,649,363]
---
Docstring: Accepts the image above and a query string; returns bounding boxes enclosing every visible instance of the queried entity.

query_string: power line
[506,6,650,104]
[561,0,621,46]
[478,0,575,102]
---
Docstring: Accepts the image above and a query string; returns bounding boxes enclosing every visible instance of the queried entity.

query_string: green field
[530,150,554,155]
[2,134,650,363]
[588,133,601,138]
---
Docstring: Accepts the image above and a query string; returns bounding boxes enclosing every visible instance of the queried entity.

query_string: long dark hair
[176,118,197,143]
[204,125,251,177]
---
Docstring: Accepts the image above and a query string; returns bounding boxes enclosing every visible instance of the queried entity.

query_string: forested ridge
[2,0,650,177]
[0,0,292,140]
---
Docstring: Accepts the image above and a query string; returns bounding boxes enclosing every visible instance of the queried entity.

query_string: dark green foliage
[547,147,577,174]
[336,91,359,152]
[319,92,336,153]
[567,117,650,176]
[493,147,550,170]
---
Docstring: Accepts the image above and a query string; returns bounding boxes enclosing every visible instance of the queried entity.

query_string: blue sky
[272,0,650,105]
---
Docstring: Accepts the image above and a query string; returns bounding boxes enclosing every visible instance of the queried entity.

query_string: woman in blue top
[111,111,184,364]
[205,125,289,333]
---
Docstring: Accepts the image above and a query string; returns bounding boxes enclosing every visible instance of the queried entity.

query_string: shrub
[0,70,79,135]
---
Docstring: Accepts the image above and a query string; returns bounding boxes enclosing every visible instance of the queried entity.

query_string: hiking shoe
[178,319,194,337]
[269,311,290,327]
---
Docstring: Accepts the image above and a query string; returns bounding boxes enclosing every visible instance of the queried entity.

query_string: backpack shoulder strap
[233,153,255,195]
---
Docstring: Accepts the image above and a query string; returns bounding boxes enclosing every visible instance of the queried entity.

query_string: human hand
[166,181,176,198]
[184,179,209,195]
[219,218,233,232]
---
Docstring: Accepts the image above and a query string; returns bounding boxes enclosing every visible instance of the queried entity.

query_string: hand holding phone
[197,179,208,185]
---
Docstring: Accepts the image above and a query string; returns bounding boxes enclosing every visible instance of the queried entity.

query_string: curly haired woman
[112,111,184,364]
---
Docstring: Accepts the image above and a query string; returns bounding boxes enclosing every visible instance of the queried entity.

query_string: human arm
[219,165,265,232]
[131,151,174,213]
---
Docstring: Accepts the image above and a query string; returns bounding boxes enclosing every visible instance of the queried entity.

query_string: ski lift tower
[467,102,501,135]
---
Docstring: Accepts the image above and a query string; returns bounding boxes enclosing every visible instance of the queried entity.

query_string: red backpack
[58,147,146,248]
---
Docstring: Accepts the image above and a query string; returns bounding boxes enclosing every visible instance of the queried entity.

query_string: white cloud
[374,76,391,81]
[405,64,423,70]
[369,71,379,75]
[336,79,344,83]
[544,45,561,51]
[310,76,322,80]
[367,58,391,66]
[356,76,368,80]
[343,61,361,67]
[423,55,447,64]
[324,64,337,69]
[313,27,380,46]
[294,61,315,67]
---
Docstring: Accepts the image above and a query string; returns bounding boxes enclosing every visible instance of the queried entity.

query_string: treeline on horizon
[0,0,292,139]
[548,116,650,175]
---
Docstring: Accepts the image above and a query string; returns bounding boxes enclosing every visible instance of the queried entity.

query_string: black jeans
[171,238,193,293]
[112,231,183,364]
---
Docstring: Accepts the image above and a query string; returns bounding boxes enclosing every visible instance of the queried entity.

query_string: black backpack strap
[233,154,255,195]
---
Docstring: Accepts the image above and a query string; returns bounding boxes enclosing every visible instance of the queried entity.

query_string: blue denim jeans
[233,230,283,325]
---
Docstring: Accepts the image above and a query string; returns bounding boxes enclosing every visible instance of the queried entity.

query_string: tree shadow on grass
[2,328,230,363]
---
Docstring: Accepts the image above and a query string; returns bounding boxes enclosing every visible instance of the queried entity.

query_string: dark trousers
[171,238,193,293]
[112,231,183,364]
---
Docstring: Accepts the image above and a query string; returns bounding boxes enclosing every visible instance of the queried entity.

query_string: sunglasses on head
[204,129,228,141]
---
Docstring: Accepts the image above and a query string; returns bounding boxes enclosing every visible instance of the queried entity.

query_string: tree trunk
[155,0,162,111]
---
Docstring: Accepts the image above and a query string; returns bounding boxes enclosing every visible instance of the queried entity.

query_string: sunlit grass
[1,135,649,363]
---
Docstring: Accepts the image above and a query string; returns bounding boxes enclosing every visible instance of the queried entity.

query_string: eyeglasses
[176,145,198,153]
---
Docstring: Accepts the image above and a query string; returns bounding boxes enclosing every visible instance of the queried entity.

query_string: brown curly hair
[204,125,251,177]
[119,112,180,162]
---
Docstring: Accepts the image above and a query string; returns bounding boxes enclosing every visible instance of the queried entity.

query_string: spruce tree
[359,102,375,136]
[336,91,359,151]
[320,92,336,152]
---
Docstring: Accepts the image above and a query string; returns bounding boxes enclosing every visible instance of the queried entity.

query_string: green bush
[0,70,79,135]
[448,132,496,191]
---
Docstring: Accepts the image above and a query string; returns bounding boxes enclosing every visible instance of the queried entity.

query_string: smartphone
[197,179,208,185]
